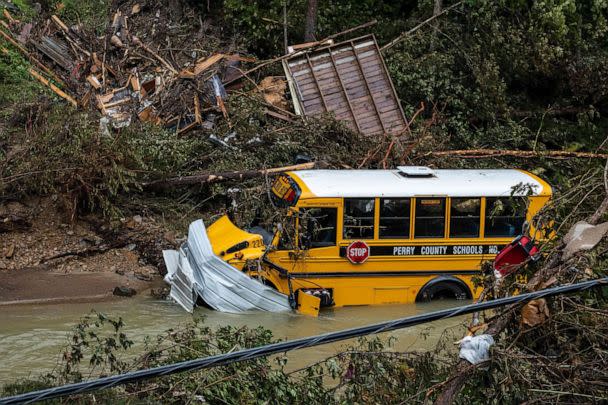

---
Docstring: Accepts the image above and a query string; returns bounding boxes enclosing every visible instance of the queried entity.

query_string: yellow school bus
[206,167,552,309]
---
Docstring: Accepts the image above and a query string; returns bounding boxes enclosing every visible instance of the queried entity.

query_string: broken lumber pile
[2,3,407,139]
[0,3,257,134]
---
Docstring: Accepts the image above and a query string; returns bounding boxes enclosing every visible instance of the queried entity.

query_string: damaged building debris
[1,4,406,138]
[283,35,408,136]
[1,3,247,132]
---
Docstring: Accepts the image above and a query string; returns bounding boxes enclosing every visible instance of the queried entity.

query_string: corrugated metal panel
[163,219,292,313]
[283,35,407,136]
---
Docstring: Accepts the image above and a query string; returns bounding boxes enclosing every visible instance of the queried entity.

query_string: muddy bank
[0,268,166,305]
[0,198,173,304]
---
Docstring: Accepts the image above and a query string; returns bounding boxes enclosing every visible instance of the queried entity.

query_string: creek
[0,295,470,383]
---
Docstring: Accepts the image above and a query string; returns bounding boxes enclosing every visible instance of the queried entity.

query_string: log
[144,161,325,190]
[428,149,608,159]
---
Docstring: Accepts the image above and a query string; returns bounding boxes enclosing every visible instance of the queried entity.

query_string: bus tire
[416,276,471,302]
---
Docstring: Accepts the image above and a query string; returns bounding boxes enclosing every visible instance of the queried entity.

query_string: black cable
[2,277,607,404]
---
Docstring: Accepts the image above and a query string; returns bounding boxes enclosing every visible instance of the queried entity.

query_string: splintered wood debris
[2,4,405,137]
[283,35,407,136]
[0,3,254,133]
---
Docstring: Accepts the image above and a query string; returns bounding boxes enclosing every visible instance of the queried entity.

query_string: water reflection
[0,296,470,382]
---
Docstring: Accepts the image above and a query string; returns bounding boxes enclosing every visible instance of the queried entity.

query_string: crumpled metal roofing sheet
[283,34,407,136]
[163,219,292,313]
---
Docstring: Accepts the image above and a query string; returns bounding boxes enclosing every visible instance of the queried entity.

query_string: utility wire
[2,277,607,404]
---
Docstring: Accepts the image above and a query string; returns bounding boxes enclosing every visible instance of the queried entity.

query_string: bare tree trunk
[304,0,319,42]
[283,0,289,53]
[143,161,325,190]
[430,0,442,50]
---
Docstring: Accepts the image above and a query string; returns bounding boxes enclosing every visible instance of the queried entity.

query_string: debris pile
[2,3,409,139]
[1,2,254,133]
[283,35,407,136]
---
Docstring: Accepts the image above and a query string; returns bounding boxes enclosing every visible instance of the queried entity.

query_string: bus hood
[206,215,266,263]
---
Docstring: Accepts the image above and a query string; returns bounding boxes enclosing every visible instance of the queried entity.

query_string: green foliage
[386,0,608,152]
[0,46,40,108]
[1,104,209,217]
[59,312,134,382]
[54,0,112,34]
[222,0,413,56]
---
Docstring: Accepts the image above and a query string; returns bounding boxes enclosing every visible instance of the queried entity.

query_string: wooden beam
[28,68,77,106]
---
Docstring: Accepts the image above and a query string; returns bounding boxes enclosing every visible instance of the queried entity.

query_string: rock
[81,235,103,246]
[134,265,157,281]
[67,230,75,236]
[114,266,125,275]
[164,231,177,245]
[133,215,143,223]
[126,243,137,251]
[4,244,15,259]
[151,287,170,299]
[113,286,137,297]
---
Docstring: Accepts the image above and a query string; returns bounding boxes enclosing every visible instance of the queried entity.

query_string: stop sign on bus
[347,241,370,264]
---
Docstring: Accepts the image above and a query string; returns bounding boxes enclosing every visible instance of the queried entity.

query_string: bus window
[485,197,527,237]
[299,208,337,248]
[415,198,446,238]
[380,198,410,238]
[343,198,375,239]
[450,198,481,238]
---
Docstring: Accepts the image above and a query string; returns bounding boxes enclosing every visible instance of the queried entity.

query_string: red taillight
[285,189,296,202]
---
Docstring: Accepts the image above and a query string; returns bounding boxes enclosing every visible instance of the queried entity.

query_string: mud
[0,197,171,304]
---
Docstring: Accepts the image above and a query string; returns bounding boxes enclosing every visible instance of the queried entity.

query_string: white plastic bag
[459,334,494,364]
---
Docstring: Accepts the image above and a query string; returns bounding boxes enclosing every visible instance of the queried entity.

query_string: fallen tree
[428,149,608,160]
[143,161,326,190]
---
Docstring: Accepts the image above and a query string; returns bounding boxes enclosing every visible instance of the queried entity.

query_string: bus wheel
[416,277,471,302]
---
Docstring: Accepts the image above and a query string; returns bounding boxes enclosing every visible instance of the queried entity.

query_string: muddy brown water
[0,296,470,384]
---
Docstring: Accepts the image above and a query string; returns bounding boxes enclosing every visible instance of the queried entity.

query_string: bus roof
[288,169,551,199]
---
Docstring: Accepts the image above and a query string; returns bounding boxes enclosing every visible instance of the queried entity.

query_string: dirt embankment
[0,198,176,305]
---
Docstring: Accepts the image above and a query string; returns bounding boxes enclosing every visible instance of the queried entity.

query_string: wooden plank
[285,35,406,136]
[302,98,325,110]
[29,68,77,106]
[297,63,359,83]
[326,49,360,132]
[305,54,330,112]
